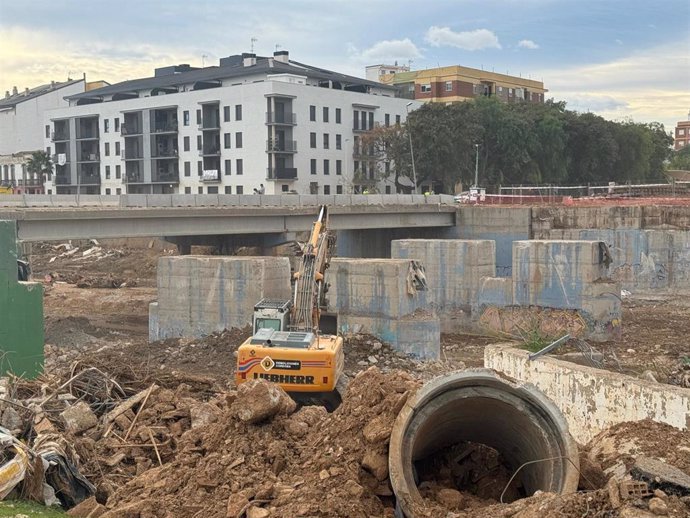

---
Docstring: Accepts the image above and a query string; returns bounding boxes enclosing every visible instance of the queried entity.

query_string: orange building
[674,119,690,151]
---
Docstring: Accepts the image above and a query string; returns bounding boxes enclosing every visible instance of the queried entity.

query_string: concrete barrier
[485,345,690,443]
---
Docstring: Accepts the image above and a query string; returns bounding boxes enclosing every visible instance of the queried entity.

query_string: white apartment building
[0,80,88,193]
[44,51,423,196]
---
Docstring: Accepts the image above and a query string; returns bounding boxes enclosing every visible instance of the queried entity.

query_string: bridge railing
[0,193,456,208]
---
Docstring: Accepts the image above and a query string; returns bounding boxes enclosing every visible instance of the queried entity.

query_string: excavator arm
[289,206,334,333]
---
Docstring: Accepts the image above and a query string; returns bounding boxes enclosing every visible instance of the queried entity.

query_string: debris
[60,401,98,434]
[1,407,23,431]
[230,379,296,424]
[436,488,463,510]
[66,496,107,517]
[648,497,669,515]
[0,431,30,499]
[619,479,653,500]
[632,456,690,497]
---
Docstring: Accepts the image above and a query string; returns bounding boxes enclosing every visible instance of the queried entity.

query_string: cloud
[424,26,501,50]
[537,38,690,129]
[518,39,539,49]
[359,39,422,62]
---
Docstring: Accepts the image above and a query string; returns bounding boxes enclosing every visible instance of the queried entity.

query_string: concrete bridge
[0,193,459,255]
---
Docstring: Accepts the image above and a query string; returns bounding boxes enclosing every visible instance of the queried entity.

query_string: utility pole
[474,144,479,188]
[406,102,418,194]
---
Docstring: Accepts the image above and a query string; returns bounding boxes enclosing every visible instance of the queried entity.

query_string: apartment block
[44,51,422,196]
[369,64,546,104]
[674,119,690,151]
[0,80,90,193]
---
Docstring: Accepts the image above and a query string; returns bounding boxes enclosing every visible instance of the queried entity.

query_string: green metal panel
[0,220,44,378]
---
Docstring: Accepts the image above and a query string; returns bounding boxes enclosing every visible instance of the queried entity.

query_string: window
[224,159,231,175]
[680,129,686,136]
[236,159,243,175]
[184,136,190,151]
[324,185,330,195]
[336,134,342,150]
[336,185,343,194]
[354,160,359,173]
[361,111,367,130]
[207,186,218,194]
[115,165,121,179]
[368,112,374,130]
[385,162,390,174]
[104,143,110,156]
[385,185,391,194]
[116,188,121,195]
[395,115,401,125]
[224,133,231,148]
[421,84,431,93]
[310,132,317,148]
[183,111,190,126]
[385,114,390,127]
[225,186,232,194]
[323,159,330,175]
[445,81,453,92]
[323,134,329,149]
[105,188,111,195]
[45,125,50,138]
[115,142,120,156]
[104,119,110,133]
[196,109,201,125]
[282,184,289,192]
[197,161,203,176]
[335,108,341,124]
[235,132,242,148]
[46,146,51,155]
[310,105,316,121]
[197,135,202,150]
[236,185,243,194]
[224,106,231,122]
[105,166,111,179]
[311,159,317,175]
[336,160,342,175]
[185,187,191,194]
[198,186,203,194]
[353,110,359,130]
[323,107,329,122]
[235,105,242,120]
[114,118,120,132]
[184,162,191,177]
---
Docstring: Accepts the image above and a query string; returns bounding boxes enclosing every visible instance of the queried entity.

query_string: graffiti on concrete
[478,304,590,339]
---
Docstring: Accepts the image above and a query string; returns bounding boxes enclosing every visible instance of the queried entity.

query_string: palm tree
[26,151,53,184]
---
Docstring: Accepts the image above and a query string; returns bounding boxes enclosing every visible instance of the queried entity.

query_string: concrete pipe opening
[389,369,579,517]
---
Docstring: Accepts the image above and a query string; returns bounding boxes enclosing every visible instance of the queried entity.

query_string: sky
[0,0,688,131]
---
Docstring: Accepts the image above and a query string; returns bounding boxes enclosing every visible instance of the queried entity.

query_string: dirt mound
[102,368,419,517]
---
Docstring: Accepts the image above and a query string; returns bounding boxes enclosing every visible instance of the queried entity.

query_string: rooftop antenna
[250,37,258,53]
[201,54,208,67]
[407,59,413,70]
[275,43,281,52]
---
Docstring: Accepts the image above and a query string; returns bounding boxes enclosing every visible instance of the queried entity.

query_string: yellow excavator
[235,206,345,408]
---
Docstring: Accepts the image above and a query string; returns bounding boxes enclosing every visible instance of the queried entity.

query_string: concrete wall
[446,206,531,276]
[391,239,495,332]
[485,345,690,443]
[476,240,621,341]
[327,258,440,359]
[0,220,43,378]
[149,255,291,340]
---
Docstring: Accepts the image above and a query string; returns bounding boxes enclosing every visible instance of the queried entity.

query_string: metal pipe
[389,370,579,517]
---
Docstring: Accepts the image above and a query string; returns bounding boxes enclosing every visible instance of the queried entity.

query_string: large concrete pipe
[389,370,579,517]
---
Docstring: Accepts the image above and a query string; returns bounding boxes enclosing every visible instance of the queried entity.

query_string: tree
[668,146,690,171]
[359,124,415,193]
[26,151,53,181]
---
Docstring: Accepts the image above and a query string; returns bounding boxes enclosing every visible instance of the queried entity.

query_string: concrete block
[218,194,240,206]
[316,195,337,206]
[485,345,690,443]
[298,194,319,206]
[396,315,440,360]
[194,194,219,207]
[0,195,25,207]
[366,194,384,205]
[278,194,300,207]
[438,194,455,205]
[152,256,291,340]
[24,195,54,207]
[99,195,120,207]
[122,194,148,207]
[238,195,261,206]
[146,194,173,207]
[77,195,104,207]
[476,277,513,307]
[53,195,78,207]
[171,194,196,207]
[350,195,368,205]
[424,194,441,205]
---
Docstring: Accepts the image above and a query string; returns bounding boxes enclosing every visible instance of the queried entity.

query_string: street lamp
[473,143,479,188]
[405,102,418,194]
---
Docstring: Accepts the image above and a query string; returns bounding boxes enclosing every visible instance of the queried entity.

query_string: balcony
[267,167,297,180]
[201,170,221,183]
[76,131,99,140]
[121,124,142,136]
[123,151,143,160]
[51,131,69,142]
[151,122,178,133]
[266,112,297,125]
[125,171,144,183]
[152,171,179,184]
[77,153,100,163]
[152,149,179,158]
[199,120,220,131]
[17,178,43,187]
[199,147,220,157]
[54,175,71,185]
[266,140,297,153]
[78,173,101,186]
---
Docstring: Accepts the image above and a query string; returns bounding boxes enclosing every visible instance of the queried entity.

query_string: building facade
[371,64,546,104]
[674,119,690,151]
[44,52,422,196]
[0,80,91,193]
